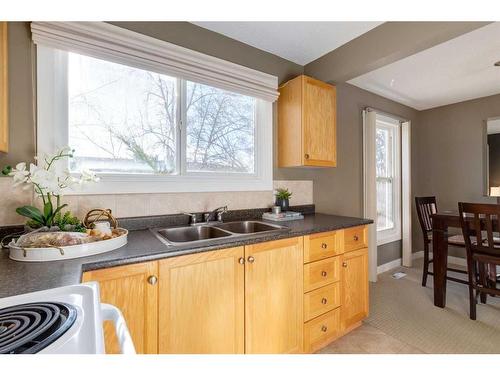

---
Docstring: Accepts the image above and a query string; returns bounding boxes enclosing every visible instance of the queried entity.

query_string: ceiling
[348,22,500,110]
[191,22,383,65]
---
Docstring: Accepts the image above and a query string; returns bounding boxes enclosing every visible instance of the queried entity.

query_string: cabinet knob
[342,262,348,268]
[238,257,245,265]
[304,153,310,160]
[321,271,327,277]
[147,275,158,285]
[321,243,328,249]
[353,235,359,241]
[247,256,255,263]
[321,325,328,332]
[321,298,328,305]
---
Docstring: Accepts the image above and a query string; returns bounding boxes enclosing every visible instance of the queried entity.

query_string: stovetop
[0,302,77,354]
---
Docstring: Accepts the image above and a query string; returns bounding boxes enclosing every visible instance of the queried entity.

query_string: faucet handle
[182,212,198,225]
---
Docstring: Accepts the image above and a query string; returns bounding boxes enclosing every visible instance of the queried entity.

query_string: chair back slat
[415,196,437,238]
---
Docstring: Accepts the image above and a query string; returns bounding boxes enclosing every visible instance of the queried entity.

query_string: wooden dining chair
[415,196,468,287]
[458,202,500,320]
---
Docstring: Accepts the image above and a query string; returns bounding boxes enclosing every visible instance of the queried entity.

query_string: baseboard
[377,251,467,274]
[377,258,402,274]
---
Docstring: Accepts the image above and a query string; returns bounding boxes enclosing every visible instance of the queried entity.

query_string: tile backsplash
[0,179,313,226]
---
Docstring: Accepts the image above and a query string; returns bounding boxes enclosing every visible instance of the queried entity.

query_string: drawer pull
[321,243,328,249]
[305,153,310,159]
[321,325,328,332]
[321,298,328,305]
[321,271,327,277]
[342,262,348,268]
[147,275,158,285]
[353,235,359,241]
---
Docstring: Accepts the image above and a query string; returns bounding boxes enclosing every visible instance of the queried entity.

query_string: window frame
[37,46,273,194]
[375,114,402,246]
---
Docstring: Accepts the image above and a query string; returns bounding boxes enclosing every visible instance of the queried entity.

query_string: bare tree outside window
[68,52,256,175]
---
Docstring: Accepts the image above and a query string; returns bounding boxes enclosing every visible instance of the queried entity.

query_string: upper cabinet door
[0,22,8,153]
[302,76,336,167]
[158,247,245,354]
[82,261,159,354]
[278,75,336,168]
[245,237,304,354]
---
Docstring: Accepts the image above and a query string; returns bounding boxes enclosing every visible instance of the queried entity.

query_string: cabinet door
[341,248,369,329]
[158,247,245,354]
[245,237,303,354]
[302,76,336,167]
[0,22,8,153]
[82,261,158,354]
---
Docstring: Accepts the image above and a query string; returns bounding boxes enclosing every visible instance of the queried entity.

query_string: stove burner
[0,302,77,354]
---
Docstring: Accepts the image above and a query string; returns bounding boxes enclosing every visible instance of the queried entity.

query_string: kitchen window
[375,114,401,245]
[34,22,276,194]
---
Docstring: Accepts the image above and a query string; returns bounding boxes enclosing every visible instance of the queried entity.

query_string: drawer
[304,256,340,292]
[304,231,342,263]
[303,308,340,353]
[304,282,341,322]
[344,226,367,252]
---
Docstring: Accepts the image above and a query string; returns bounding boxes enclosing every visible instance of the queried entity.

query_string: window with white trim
[375,114,401,245]
[34,22,276,194]
[68,52,256,175]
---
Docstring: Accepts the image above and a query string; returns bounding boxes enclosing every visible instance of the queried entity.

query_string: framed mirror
[484,117,500,197]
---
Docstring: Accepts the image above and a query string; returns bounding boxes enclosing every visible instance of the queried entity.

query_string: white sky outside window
[375,115,401,244]
[67,52,257,176]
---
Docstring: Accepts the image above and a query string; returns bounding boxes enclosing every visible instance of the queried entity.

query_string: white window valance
[31,22,279,102]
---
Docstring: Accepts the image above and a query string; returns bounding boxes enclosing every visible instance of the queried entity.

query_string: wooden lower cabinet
[158,247,245,354]
[82,228,369,355]
[341,247,369,330]
[245,237,304,354]
[304,308,341,353]
[82,261,158,354]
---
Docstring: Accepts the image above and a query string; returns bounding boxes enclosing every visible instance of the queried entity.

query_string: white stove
[0,282,135,354]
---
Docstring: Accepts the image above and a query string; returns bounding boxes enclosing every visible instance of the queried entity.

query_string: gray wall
[413,93,500,257]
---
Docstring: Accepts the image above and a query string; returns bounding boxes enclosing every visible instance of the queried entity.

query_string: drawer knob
[342,262,348,268]
[305,153,310,159]
[321,325,328,332]
[238,257,245,265]
[321,271,327,277]
[321,298,328,305]
[321,243,328,249]
[353,235,359,241]
[247,256,255,263]
[147,275,158,285]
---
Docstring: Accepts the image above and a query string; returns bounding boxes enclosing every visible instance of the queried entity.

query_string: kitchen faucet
[204,206,228,223]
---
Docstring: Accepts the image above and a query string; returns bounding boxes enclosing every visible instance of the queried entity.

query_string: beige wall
[0,179,313,225]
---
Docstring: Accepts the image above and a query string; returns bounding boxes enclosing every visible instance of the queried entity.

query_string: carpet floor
[364,259,500,353]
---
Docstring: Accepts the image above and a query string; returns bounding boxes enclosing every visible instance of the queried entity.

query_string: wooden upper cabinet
[82,261,159,354]
[0,22,8,153]
[278,75,336,167]
[158,247,245,354]
[341,247,369,330]
[245,237,303,354]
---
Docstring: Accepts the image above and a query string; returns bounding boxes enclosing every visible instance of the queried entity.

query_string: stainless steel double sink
[151,220,288,246]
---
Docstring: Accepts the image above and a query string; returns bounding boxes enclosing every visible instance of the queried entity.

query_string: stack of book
[262,211,304,222]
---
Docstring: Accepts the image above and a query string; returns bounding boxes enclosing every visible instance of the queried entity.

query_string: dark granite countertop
[0,213,372,298]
